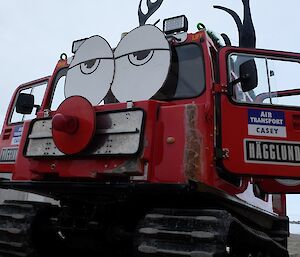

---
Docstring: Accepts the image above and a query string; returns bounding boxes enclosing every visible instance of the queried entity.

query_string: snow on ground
[289,234,300,257]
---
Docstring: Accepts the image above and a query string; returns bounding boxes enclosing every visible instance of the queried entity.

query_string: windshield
[51,44,205,109]
[152,44,206,101]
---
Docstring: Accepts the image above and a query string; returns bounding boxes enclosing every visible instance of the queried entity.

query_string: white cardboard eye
[112,25,171,102]
[70,36,114,67]
[65,36,115,105]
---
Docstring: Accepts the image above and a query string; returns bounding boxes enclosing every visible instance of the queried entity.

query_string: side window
[51,69,67,110]
[10,81,48,124]
[229,54,300,107]
[174,44,206,98]
[268,59,300,106]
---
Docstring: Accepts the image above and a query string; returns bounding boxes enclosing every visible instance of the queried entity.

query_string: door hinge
[216,148,230,159]
[43,109,50,118]
[213,83,227,94]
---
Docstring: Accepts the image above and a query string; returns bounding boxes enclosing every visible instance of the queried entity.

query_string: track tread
[136,209,231,257]
[136,208,290,257]
[0,200,55,257]
[229,217,289,257]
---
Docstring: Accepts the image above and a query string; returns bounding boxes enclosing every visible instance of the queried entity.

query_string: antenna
[138,0,164,26]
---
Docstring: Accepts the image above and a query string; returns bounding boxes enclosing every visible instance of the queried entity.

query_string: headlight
[163,15,188,35]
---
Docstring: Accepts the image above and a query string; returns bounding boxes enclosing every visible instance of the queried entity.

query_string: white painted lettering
[249,143,256,159]
[256,143,262,159]
[269,145,276,160]
[288,145,295,161]
[262,144,269,159]
[276,145,281,160]
[281,145,287,161]
[295,146,300,161]
[261,112,268,118]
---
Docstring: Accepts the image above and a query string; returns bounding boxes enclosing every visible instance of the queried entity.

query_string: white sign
[248,109,286,138]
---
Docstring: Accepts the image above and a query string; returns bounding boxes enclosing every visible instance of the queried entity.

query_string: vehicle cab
[1,15,300,204]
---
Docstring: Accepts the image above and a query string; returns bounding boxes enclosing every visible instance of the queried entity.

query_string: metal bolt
[167,137,176,144]
[90,171,97,178]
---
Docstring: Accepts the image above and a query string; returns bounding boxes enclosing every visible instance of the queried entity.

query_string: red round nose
[52,113,79,134]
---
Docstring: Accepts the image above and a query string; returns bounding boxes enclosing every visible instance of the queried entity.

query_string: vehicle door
[217,47,300,192]
[0,78,49,173]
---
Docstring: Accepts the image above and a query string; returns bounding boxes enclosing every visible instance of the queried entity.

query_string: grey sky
[0,0,300,223]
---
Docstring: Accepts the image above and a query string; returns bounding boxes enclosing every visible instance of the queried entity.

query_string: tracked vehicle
[0,0,299,256]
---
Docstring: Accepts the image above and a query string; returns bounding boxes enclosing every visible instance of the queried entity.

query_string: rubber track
[136,209,290,257]
[136,209,232,257]
[0,200,53,257]
[229,217,289,257]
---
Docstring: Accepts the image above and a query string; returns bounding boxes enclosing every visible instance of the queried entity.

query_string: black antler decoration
[241,0,256,48]
[213,5,243,45]
[221,33,232,46]
[214,0,256,48]
[138,0,164,26]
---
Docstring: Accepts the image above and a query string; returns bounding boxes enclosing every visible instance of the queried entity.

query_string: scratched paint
[184,104,203,181]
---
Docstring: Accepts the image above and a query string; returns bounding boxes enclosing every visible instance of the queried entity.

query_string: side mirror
[16,93,35,114]
[239,59,258,92]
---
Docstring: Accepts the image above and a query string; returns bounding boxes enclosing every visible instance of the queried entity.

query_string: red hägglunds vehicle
[0,0,299,256]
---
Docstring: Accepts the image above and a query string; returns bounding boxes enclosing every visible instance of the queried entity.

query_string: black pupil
[84,59,97,69]
[133,50,151,61]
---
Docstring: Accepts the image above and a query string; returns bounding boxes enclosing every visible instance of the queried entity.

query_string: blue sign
[248,109,286,138]
[248,109,285,126]
[11,125,23,145]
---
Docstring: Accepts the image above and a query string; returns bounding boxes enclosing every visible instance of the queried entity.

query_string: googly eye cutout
[80,59,101,74]
[111,25,171,103]
[65,35,115,106]
[128,50,154,66]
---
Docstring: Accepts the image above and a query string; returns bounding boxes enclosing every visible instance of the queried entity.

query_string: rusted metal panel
[184,104,203,181]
